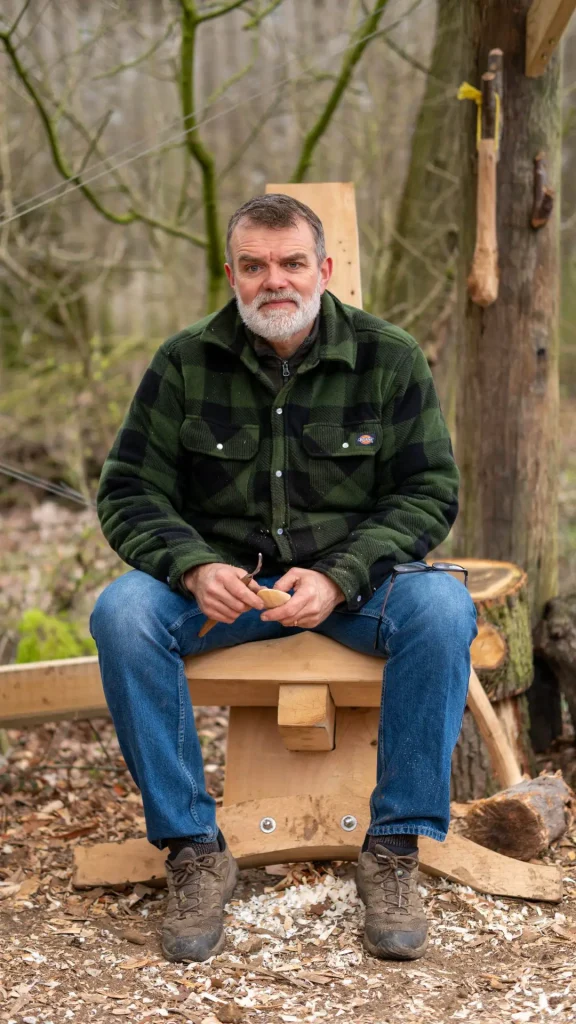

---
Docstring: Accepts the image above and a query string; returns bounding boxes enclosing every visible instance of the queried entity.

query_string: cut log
[463,773,574,861]
[72,794,563,902]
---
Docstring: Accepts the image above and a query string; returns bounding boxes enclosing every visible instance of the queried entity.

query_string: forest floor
[1,399,576,1023]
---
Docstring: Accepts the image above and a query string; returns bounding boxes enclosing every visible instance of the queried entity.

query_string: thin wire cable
[0,2,432,229]
[0,461,96,507]
[1,6,379,221]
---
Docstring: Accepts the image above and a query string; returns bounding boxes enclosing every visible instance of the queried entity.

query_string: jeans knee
[90,570,164,645]
[406,572,477,644]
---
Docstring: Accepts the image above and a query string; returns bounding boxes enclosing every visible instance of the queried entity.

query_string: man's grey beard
[235,279,322,343]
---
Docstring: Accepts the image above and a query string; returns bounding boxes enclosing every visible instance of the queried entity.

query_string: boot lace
[372,849,415,913]
[167,854,222,919]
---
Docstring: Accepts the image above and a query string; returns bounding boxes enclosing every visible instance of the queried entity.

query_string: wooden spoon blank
[257,588,291,608]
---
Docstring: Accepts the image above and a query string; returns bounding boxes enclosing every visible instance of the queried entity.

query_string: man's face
[225,218,332,342]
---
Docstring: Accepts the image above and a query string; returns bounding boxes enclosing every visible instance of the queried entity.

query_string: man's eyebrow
[236,251,310,263]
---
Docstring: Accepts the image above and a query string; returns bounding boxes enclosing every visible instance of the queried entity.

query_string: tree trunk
[455,1,561,630]
[382,0,465,419]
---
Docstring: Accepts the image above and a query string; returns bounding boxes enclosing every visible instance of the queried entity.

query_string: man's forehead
[231,218,316,257]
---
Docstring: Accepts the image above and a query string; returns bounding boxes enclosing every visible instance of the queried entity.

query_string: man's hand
[183,563,264,625]
[260,568,344,629]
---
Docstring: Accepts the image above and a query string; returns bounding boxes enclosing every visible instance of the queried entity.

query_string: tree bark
[455,1,561,629]
[382,0,465,419]
[463,773,574,860]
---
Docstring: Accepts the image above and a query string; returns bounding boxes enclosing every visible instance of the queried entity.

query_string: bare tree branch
[93,19,178,80]
[0,24,207,247]
[291,0,391,182]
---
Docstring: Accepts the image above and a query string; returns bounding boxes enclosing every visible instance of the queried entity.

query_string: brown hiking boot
[356,844,428,960]
[161,845,239,962]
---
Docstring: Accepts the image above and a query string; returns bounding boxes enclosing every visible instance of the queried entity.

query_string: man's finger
[274,568,300,593]
[261,590,313,623]
[225,575,265,609]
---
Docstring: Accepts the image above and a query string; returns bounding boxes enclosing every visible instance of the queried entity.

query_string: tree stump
[462,773,574,860]
[450,559,534,800]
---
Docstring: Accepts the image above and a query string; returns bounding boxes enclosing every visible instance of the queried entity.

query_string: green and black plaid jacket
[97,291,459,611]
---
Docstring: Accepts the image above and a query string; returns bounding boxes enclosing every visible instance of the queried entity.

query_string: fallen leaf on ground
[120,927,147,945]
[119,956,159,969]
[0,883,21,899]
[216,1005,244,1024]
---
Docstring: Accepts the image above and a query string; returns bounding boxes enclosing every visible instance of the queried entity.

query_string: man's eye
[287,262,303,269]
[246,265,261,272]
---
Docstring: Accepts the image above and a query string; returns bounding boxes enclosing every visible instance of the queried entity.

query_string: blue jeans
[89,567,477,848]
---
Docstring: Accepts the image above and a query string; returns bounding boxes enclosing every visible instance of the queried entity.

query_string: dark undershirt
[246,313,320,393]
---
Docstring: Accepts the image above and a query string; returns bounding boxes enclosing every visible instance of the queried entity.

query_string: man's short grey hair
[225,193,327,266]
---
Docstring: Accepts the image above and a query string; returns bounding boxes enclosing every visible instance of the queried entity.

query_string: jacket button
[216,443,223,450]
[342,442,349,449]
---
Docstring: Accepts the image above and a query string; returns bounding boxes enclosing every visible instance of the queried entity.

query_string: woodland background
[0,0,575,681]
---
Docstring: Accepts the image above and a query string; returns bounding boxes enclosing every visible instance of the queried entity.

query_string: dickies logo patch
[356,433,375,446]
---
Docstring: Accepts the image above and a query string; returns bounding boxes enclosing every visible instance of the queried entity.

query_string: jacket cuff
[167,555,220,596]
[312,553,374,611]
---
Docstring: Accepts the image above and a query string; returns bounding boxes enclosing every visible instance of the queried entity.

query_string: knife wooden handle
[198,587,291,637]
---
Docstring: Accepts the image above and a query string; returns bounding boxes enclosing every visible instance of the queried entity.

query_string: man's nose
[262,264,289,291]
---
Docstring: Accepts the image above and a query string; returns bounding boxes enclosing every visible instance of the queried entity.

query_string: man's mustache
[256,292,301,309]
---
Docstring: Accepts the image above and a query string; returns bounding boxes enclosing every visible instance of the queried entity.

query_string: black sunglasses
[374,561,469,652]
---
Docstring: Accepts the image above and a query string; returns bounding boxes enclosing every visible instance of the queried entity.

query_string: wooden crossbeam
[72,794,563,902]
[526,0,576,77]
[0,621,511,728]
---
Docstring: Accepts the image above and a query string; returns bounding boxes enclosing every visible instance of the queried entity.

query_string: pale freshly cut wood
[526,0,576,77]
[277,684,335,751]
[468,139,499,307]
[0,656,104,727]
[257,588,291,608]
[463,773,574,860]
[223,706,378,807]
[265,182,362,306]
[470,620,507,670]
[0,558,528,726]
[73,794,563,902]
[466,668,523,789]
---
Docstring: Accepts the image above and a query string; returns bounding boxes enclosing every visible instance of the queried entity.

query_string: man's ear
[319,256,333,293]
[224,262,235,288]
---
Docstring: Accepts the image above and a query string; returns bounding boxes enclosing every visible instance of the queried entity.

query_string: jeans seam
[169,606,205,633]
[175,659,215,839]
[377,621,396,773]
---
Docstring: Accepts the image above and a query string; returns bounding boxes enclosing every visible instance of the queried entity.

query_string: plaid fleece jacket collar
[96,291,459,611]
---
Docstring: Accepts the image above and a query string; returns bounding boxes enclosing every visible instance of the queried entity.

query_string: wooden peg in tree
[468,70,500,306]
[531,152,555,228]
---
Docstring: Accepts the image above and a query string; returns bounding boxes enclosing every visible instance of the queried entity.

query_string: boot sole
[362,931,429,961]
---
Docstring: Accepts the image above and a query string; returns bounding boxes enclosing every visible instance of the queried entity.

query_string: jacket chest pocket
[180,416,259,515]
[301,422,382,509]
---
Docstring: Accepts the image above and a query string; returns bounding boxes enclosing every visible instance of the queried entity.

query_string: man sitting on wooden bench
[90,193,477,964]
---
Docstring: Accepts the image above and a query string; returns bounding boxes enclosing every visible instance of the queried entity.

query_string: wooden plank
[277,683,335,750]
[526,0,576,77]
[0,657,105,727]
[223,706,378,806]
[0,624,513,722]
[72,794,563,901]
[0,559,525,725]
[467,668,523,789]
[265,182,362,306]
